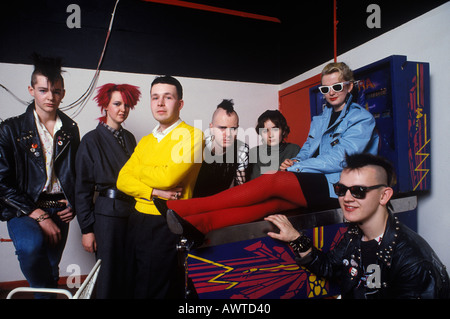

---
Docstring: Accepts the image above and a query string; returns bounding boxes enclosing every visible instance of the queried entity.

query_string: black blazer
[75,123,136,233]
[0,103,80,221]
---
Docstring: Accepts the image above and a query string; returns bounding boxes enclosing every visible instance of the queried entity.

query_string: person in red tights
[154,62,379,246]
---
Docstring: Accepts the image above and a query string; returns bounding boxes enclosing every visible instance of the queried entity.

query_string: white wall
[0,65,278,282]
[282,3,450,269]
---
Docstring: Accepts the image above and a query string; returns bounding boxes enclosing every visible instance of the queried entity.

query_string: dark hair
[30,53,65,88]
[255,109,290,142]
[217,99,235,115]
[344,153,396,187]
[94,83,141,123]
[151,75,183,100]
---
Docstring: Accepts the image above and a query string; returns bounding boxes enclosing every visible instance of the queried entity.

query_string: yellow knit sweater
[117,121,204,215]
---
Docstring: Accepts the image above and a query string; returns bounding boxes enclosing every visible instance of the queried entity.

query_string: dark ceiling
[0,0,447,84]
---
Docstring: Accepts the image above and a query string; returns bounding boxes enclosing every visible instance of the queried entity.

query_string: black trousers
[125,211,185,299]
[93,213,128,299]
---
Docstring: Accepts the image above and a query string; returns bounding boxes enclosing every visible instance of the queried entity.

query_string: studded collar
[346,211,399,268]
[375,211,400,268]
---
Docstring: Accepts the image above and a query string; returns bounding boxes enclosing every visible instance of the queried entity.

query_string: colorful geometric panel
[188,223,347,299]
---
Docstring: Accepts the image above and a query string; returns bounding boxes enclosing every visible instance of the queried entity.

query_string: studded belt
[36,193,67,209]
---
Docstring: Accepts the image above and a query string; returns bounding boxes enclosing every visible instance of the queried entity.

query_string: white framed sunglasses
[318,81,351,95]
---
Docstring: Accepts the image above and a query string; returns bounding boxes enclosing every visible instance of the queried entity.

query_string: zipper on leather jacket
[53,132,71,162]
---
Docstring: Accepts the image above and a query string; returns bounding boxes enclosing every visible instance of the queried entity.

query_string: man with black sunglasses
[266,153,449,299]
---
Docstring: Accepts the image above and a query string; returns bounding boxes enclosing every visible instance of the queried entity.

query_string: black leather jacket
[297,212,450,299]
[0,103,80,221]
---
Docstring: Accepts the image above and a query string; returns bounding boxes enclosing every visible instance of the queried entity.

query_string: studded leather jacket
[0,103,80,221]
[297,212,450,299]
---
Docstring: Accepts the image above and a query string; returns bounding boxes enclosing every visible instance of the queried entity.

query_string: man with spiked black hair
[30,52,66,89]
[0,53,79,298]
[266,153,449,299]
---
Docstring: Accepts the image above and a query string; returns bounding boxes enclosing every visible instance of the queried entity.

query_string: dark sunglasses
[333,183,388,199]
[318,81,351,94]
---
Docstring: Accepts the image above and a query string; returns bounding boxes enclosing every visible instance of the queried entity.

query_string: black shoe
[167,209,205,249]
[153,197,205,249]
[166,209,183,235]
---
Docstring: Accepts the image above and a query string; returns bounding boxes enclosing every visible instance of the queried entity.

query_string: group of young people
[0,54,448,300]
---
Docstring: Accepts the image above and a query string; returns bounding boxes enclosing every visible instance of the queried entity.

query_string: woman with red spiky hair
[94,83,141,124]
[74,83,141,299]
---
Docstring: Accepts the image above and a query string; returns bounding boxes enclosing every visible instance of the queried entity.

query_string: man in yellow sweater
[117,75,204,299]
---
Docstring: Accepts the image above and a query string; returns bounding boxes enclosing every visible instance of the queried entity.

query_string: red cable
[142,0,280,23]
[334,0,338,62]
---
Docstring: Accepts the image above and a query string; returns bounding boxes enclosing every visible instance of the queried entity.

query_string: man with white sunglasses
[266,153,449,299]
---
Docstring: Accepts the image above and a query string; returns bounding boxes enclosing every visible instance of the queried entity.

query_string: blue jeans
[7,207,69,299]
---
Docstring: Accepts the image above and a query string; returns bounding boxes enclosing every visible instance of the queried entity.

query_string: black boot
[153,197,205,249]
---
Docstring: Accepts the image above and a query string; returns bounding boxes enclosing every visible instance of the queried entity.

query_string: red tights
[167,171,305,234]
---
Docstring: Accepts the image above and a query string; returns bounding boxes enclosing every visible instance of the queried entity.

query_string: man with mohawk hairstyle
[193,99,249,198]
[0,53,80,298]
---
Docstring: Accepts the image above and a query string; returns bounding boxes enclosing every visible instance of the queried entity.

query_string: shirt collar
[100,121,123,136]
[152,118,182,142]
[33,109,62,136]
